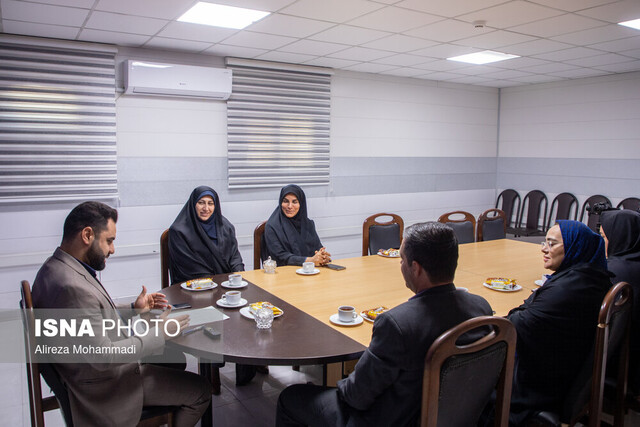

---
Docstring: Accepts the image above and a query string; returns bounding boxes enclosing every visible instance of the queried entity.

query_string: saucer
[216,298,247,308]
[482,282,522,292]
[329,314,363,326]
[221,280,248,289]
[296,268,320,275]
[534,280,545,287]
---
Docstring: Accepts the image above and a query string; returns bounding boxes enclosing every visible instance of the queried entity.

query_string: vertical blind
[226,58,332,189]
[0,36,118,205]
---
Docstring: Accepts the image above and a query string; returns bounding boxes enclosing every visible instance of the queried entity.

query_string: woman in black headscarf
[600,209,640,394]
[169,186,244,284]
[506,220,611,424]
[263,184,331,266]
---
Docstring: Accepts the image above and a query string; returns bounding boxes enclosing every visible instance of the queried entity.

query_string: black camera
[586,201,613,215]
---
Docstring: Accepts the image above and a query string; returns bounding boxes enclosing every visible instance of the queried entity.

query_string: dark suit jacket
[507,263,611,422]
[337,283,493,426]
[32,248,166,426]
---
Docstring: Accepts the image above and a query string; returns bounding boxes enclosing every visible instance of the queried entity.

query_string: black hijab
[265,184,321,259]
[601,210,640,263]
[168,186,243,283]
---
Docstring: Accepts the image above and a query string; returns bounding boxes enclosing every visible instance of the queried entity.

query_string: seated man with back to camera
[275,221,494,426]
[31,201,212,427]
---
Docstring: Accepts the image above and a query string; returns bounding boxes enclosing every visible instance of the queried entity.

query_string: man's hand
[158,307,189,340]
[134,285,168,312]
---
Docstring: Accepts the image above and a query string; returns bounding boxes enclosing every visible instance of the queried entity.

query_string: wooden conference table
[164,239,545,425]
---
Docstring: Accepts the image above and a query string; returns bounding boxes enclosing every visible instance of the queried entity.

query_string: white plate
[221,280,248,289]
[534,280,545,287]
[330,313,364,326]
[296,268,320,275]
[377,251,400,258]
[216,298,247,308]
[239,306,284,319]
[482,282,522,292]
[180,280,217,291]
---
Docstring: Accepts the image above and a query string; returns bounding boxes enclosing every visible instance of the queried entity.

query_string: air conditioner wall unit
[124,60,232,100]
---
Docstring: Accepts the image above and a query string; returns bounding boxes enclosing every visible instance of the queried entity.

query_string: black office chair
[477,209,506,242]
[512,190,548,237]
[362,213,404,256]
[547,193,578,229]
[421,316,517,427]
[438,211,475,244]
[495,189,521,234]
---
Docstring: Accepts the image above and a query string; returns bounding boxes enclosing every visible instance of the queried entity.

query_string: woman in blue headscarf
[168,186,244,284]
[506,220,611,424]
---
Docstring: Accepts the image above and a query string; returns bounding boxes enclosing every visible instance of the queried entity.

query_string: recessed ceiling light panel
[447,50,520,65]
[618,19,640,31]
[178,2,270,29]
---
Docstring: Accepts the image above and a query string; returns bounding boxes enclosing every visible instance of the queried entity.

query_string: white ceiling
[1,0,640,87]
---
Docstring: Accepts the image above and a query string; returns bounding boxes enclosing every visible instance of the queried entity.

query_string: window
[0,36,117,205]
[226,58,331,189]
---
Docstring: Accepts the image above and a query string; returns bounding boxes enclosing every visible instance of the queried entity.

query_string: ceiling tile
[453,64,504,75]
[588,35,640,53]
[1,0,89,26]
[509,13,607,38]
[503,39,574,56]
[524,62,581,73]
[280,0,384,23]
[409,43,477,59]
[32,0,94,7]
[309,25,390,45]
[95,0,193,20]
[209,0,297,12]
[619,48,640,59]
[565,52,635,66]
[594,59,640,72]
[405,19,491,43]
[420,70,467,80]
[2,20,80,39]
[457,1,563,29]
[78,29,150,46]
[447,76,495,85]
[498,56,552,69]
[527,0,619,13]
[380,67,429,77]
[533,46,605,61]
[256,50,317,63]
[203,44,267,58]
[347,6,441,32]
[509,74,566,84]
[361,34,437,52]
[221,31,296,49]
[343,62,398,73]
[550,68,612,78]
[279,39,347,56]
[412,59,468,72]
[577,0,640,23]
[551,24,639,45]
[481,69,535,79]
[327,46,393,61]
[157,22,236,43]
[143,37,211,52]
[397,0,506,18]
[85,11,168,35]
[303,57,360,68]
[455,30,535,49]
[371,53,435,66]
[483,79,533,87]
[248,13,334,37]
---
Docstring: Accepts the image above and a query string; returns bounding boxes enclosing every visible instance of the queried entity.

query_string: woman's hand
[307,247,332,266]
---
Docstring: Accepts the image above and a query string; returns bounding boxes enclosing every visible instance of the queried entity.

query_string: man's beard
[86,240,107,271]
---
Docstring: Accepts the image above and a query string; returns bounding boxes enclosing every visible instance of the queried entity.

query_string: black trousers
[276,384,351,427]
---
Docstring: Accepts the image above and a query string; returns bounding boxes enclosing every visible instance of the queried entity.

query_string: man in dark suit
[31,201,212,427]
[275,221,494,426]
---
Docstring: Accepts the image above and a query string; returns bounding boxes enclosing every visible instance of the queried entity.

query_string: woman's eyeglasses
[541,241,562,250]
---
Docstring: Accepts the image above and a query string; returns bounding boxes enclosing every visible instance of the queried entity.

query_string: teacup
[338,305,358,323]
[302,261,315,273]
[229,273,242,286]
[222,290,241,305]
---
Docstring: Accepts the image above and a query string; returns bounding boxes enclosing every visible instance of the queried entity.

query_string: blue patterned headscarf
[556,220,607,271]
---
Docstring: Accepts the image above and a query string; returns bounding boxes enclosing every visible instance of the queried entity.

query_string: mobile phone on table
[172,303,192,310]
[325,264,346,271]
[203,326,221,340]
